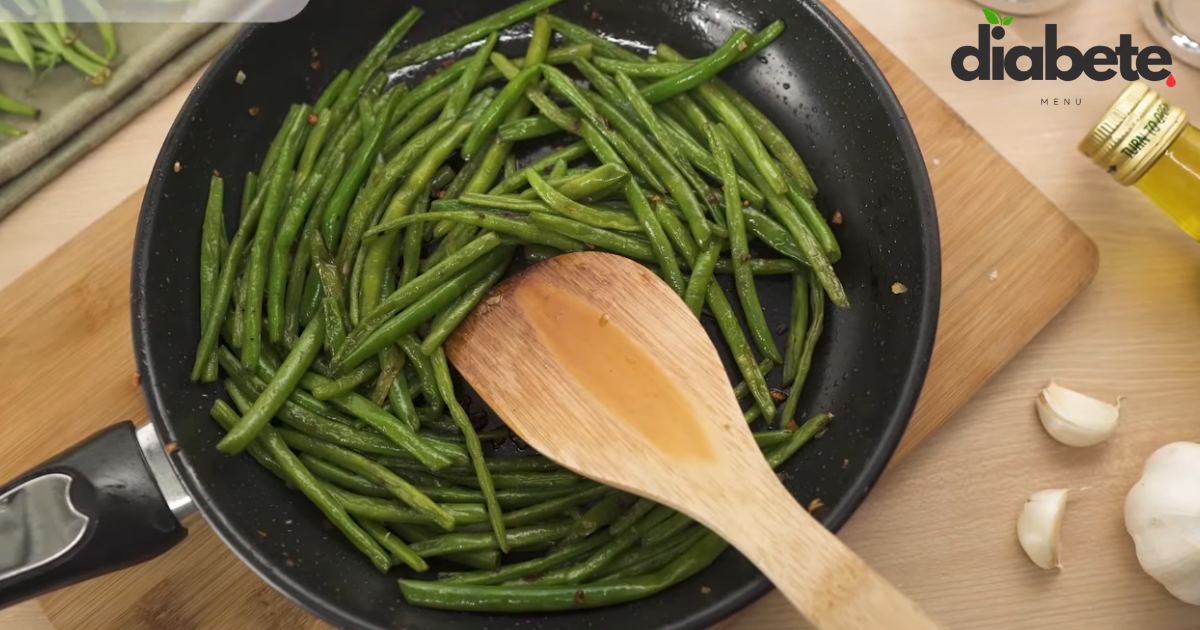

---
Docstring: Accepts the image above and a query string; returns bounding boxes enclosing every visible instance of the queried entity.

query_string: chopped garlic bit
[891,282,908,295]
[235,70,246,85]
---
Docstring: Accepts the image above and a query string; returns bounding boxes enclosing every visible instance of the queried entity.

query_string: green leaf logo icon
[1002,16,1014,25]
[983,8,1002,24]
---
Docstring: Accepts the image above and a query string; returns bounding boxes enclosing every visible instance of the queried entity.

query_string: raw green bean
[432,347,509,552]
[640,30,750,104]
[525,170,642,232]
[241,105,311,369]
[360,518,428,572]
[419,254,512,354]
[311,358,381,400]
[706,282,775,418]
[683,237,723,317]
[218,315,324,454]
[489,141,590,195]
[384,0,564,69]
[0,12,38,75]
[198,175,225,383]
[210,399,391,573]
[0,92,37,118]
[708,123,781,362]
[783,270,811,384]
[340,249,514,369]
[442,31,498,121]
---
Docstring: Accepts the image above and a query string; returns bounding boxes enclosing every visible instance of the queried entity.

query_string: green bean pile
[1,0,119,136]
[195,0,846,612]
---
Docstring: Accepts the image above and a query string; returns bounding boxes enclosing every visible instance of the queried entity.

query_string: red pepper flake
[707,194,718,204]
[786,419,799,432]
[769,389,788,403]
[807,498,824,514]
[436,189,447,199]
[740,254,751,263]
[285,559,296,567]
[831,211,843,225]
[256,530,268,538]
[590,10,603,21]
[132,372,142,386]
[311,48,319,59]
[586,243,597,250]
[311,60,322,72]
[743,199,751,207]
[574,590,586,604]
[440,58,455,68]
[248,107,260,118]
[165,441,179,454]
[842,458,850,469]
[212,169,221,177]
[308,113,320,125]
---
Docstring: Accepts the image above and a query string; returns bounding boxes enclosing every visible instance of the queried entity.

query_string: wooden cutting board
[0,3,1097,629]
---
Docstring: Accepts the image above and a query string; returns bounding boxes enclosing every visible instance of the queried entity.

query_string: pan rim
[130,2,941,628]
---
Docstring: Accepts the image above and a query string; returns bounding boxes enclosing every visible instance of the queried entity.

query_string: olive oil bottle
[1081,82,1200,239]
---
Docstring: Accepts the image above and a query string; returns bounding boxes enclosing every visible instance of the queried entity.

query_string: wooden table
[4,0,1200,628]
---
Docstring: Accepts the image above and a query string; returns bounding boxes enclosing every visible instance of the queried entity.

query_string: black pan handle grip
[0,421,189,609]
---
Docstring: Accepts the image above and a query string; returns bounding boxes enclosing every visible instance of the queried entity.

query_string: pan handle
[0,421,191,609]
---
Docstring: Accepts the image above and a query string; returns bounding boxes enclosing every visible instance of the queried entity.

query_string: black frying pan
[0,1,939,628]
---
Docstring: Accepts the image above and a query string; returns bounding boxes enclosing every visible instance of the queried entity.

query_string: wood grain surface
[4,0,1195,627]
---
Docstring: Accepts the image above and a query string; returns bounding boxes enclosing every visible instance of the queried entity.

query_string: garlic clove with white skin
[1126,442,1200,605]
[1017,489,1069,570]
[1036,382,1120,447]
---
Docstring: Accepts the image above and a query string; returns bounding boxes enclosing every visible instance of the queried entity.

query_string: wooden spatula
[446,252,940,630]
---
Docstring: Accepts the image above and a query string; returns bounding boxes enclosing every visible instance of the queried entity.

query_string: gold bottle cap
[1080,82,1189,186]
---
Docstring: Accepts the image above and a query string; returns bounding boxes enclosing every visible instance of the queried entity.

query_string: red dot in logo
[1167,74,1176,87]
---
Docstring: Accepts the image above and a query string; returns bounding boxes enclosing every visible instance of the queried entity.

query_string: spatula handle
[702,474,941,630]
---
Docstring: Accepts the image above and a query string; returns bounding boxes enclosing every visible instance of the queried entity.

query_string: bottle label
[1121,102,1172,159]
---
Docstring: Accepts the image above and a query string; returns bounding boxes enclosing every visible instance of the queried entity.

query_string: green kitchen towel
[0,22,243,220]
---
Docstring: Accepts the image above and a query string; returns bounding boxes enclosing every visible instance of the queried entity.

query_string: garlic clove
[1036,382,1120,447]
[1017,489,1069,570]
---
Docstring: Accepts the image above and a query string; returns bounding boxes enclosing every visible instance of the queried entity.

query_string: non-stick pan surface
[131,1,939,628]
